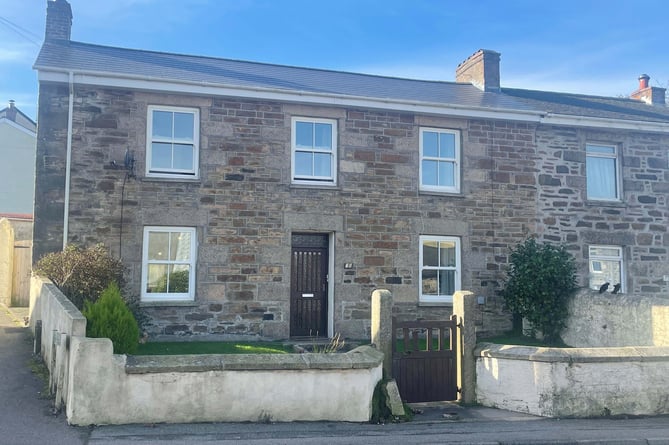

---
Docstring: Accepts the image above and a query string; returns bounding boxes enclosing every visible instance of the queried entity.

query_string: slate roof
[502,88,669,124]
[34,39,669,124]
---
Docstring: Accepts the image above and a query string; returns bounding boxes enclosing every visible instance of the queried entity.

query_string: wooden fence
[12,240,31,306]
[0,218,32,307]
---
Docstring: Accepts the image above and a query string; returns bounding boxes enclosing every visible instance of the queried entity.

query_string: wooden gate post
[371,288,393,378]
[453,290,476,404]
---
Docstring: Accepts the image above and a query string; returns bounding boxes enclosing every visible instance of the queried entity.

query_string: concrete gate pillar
[453,290,477,404]
[371,288,393,378]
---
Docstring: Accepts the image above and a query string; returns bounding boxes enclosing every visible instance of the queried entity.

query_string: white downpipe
[63,71,74,250]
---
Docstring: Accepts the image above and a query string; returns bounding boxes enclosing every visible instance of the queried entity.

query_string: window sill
[140,300,198,308]
[290,183,340,191]
[418,301,453,307]
[585,199,625,208]
[142,176,201,184]
[419,190,464,198]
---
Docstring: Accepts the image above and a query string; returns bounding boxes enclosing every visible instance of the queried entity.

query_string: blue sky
[2,0,669,121]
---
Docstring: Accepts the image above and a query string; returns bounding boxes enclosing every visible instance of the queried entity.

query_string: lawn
[136,341,294,355]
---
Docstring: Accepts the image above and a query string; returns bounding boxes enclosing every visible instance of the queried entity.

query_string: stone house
[33,0,669,339]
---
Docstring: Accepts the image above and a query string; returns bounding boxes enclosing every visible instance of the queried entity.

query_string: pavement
[0,303,90,445]
[2,302,669,444]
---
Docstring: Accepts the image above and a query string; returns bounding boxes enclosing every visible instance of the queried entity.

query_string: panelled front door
[290,233,329,337]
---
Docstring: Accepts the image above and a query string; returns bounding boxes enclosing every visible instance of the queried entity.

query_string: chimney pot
[5,100,17,121]
[638,74,650,89]
[630,73,665,106]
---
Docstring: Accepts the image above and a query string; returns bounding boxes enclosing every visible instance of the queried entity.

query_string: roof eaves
[36,66,546,123]
[541,112,669,133]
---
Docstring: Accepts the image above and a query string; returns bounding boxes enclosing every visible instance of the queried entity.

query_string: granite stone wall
[534,125,669,293]
[38,81,668,339]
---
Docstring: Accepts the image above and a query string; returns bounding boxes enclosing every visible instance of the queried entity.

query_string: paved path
[0,305,89,445]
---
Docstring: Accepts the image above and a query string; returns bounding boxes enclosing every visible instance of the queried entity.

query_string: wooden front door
[290,233,329,337]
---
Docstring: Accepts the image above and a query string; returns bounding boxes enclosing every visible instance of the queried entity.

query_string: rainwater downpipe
[62,71,74,250]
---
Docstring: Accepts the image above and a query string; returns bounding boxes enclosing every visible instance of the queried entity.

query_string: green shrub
[500,237,577,345]
[83,283,139,354]
[149,269,190,293]
[34,244,125,309]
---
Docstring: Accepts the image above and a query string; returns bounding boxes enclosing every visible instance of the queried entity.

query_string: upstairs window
[419,236,461,304]
[588,245,624,293]
[141,226,197,302]
[147,106,199,178]
[420,128,460,193]
[586,143,619,200]
[291,117,337,185]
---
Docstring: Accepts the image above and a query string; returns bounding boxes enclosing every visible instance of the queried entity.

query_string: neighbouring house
[0,100,36,218]
[33,0,669,340]
[0,100,36,307]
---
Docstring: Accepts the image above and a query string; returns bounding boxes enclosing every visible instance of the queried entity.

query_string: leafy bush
[501,237,578,345]
[34,244,125,309]
[149,269,190,293]
[83,283,139,354]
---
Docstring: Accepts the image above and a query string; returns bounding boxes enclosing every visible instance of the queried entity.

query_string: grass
[394,336,448,353]
[28,357,53,400]
[135,341,294,355]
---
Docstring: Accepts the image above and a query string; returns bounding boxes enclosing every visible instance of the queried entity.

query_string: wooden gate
[290,233,328,337]
[392,315,459,403]
[12,240,32,306]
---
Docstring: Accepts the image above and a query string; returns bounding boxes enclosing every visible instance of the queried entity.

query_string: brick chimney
[455,49,501,92]
[45,0,72,41]
[630,74,666,106]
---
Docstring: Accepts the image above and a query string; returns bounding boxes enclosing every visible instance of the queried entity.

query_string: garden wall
[67,338,381,425]
[29,275,86,410]
[475,343,669,418]
[563,289,669,347]
[30,275,383,425]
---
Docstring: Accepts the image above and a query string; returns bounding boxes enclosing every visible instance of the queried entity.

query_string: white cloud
[0,48,28,62]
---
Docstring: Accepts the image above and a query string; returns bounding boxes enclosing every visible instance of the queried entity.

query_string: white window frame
[146,105,200,179]
[588,245,624,293]
[141,226,197,302]
[586,143,620,201]
[291,117,337,186]
[419,235,461,304]
[419,127,461,193]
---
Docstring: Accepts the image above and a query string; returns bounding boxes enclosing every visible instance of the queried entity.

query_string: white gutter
[63,71,74,250]
[541,113,669,133]
[36,66,669,135]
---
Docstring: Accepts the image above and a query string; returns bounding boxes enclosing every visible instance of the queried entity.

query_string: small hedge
[83,283,140,354]
[34,244,125,309]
